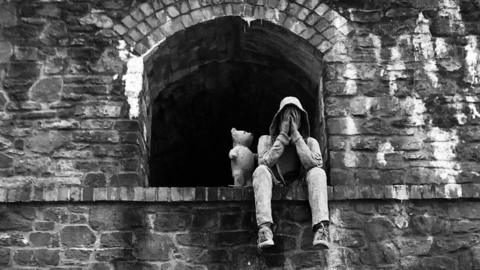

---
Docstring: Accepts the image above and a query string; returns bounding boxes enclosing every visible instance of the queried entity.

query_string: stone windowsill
[0,184,478,203]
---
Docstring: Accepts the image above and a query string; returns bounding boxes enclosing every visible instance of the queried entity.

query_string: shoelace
[316,224,328,239]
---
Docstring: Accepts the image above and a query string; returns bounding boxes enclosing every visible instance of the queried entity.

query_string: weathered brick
[72,130,120,143]
[110,173,142,186]
[14,249,60,266]
[0,206,35,231]
[0,247,9,266]
[29,232,58,247]
[83,173,107,187]
[60,226,96,247]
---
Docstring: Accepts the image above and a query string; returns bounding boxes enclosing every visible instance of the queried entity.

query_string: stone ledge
[0,184,478,203]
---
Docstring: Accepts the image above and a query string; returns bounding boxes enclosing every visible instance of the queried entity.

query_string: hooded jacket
[257,97,323,185]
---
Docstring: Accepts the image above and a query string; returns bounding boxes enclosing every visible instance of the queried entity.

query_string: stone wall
[0,200,479,270]
[1,0,480,188]
[1,0,480,269]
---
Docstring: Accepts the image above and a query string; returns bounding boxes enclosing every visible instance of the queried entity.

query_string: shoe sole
[257,239,274,249]
[312,240,330,249]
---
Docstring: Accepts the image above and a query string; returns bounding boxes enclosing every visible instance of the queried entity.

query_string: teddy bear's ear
[231,127,237,133]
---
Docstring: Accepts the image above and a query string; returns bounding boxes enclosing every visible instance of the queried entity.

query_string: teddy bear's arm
[228,148,238,159]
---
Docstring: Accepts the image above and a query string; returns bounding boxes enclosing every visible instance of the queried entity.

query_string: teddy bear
[229,128,255,187]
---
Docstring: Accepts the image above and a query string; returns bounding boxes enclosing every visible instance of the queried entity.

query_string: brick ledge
[0,184,478,203]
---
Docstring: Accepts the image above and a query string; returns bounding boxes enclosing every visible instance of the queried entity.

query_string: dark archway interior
[147,17,324,187]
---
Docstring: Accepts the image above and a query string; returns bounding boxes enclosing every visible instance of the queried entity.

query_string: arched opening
[145,17,326,187]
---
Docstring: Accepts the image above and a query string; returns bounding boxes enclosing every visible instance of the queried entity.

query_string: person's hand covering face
[280,110,291,135]
[282,107,301,134]
[289,108,301,132]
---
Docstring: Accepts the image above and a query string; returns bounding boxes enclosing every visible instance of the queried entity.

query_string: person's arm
[291,128,323,170]
[257,134,289,167]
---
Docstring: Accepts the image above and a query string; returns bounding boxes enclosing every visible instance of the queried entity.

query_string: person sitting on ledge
[253,96,330,249]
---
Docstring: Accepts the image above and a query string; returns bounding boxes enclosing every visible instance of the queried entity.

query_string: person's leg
[305,167,329,225]
[253,165,275,248]
[253,165,274,226]
[305,167,330,248]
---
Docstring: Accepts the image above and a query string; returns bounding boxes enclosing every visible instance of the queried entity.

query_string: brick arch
[114,0,351,56]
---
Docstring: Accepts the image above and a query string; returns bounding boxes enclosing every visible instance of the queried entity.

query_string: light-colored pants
[252,165,329,227]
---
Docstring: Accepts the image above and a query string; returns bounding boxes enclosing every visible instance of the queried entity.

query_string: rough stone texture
[29,77,63,103]
[0,0,477,188]
[60,226,96,247]
[0,1,480,268]
[0,201,476,269]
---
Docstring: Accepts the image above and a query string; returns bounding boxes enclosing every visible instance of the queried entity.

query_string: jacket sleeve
[291,131,323,170]
[257,133,289,167]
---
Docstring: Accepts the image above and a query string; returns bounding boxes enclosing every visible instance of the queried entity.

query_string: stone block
[73,130,120,143]
[0,41,13,64]
[83,173,106,187]
[101,232,132,248]
[14,249,60,266]
[189,0,201,9]
[167,6,180,17]
[29,232,59,247]
[110,173,142,187]
[25,130,70,154]
[0,152,13,169]
[34,221,55,231]
[171,187,195,201]
[7,62,40,80]
[0,232,28,247]
[349,9,382,22]
[0,206,35,231]
[65,249,92,261]
[60,226,96,247]
[0,3,17,27]
[121,15,138,28]
[0,247,9,266]
[139,3,155,16]
[75,103,123,118]
[194,187,207,201]
[393,237,433,256]
[128,28,144,41]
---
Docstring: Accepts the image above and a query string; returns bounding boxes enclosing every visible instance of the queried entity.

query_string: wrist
[291,130,302,142]
[277,132,290,145]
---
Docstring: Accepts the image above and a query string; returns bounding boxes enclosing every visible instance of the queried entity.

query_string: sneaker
[312,222,330,248]
[257,224,274,249]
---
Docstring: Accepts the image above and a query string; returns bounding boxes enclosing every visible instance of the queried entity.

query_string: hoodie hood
[269,96,310,139]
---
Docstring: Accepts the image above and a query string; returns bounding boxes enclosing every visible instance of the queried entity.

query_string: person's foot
[257,224,274,249]
[312,222,330,248]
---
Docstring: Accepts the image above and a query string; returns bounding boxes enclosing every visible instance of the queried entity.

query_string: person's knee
[306,167,327,182]
[253,165,271,184]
